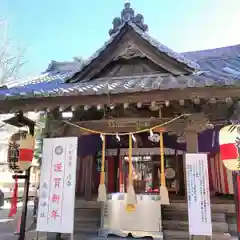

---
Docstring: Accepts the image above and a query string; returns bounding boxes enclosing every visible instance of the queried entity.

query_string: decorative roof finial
[121,2,134,22]
[109,3,148,36]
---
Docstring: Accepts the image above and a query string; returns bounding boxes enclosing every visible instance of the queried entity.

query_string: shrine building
[0,3,240,238]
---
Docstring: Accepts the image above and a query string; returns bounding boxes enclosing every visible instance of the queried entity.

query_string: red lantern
[7,131,35,217]
[8,131,35,172]
[219,125,240,171]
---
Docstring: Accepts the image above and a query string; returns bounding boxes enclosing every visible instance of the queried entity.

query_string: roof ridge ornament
[109,2,148,36]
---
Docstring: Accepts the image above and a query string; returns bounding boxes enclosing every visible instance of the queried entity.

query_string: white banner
[36,137,78,233]
[185,153,212,236]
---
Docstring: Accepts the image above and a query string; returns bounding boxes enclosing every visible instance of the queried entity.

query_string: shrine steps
[73,199,236,239]
[163,230,231,240]
[162,201,235,240]
[226,213,238,236]
[74,200,101,236]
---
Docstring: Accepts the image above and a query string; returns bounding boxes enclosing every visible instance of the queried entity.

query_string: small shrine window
[123,156,154,193]
[122,154,178,194]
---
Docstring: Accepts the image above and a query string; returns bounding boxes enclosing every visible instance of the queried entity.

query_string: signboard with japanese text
[185,153,212,236]
[36,137,78,233]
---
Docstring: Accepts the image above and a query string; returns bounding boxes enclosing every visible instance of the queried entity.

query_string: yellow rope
[62,114,189,136]
[160,131,166,187]
[128,133,133,186]
[100,134,105,185]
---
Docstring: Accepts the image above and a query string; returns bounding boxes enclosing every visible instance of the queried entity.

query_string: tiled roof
[39,72,238,95]
[0,71,74,98]
[69,22,198,83]
[182,44,240,82]
[8,71,70,88]
[183,44,240,60]
[0,31,240,100]
[1,67,239,100]
[0,58,84,89]
[129,22,199,70]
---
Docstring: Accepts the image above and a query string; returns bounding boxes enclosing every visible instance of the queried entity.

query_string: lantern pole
[12,171,31,240]
[18,168,31,240]
[18,122,35,240]
[233,171,240,240]
[4,112,35,240]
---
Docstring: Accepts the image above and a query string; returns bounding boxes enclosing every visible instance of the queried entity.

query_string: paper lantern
[219,125,240,171]
[8,131,35,172]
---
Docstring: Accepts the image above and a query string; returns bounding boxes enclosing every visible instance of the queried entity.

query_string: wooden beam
[72,117,176,133]
[0,87,240,113]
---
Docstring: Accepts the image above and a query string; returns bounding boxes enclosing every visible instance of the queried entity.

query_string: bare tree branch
[0,19,26,85]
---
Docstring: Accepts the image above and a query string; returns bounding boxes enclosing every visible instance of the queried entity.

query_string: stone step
[163,202,235,214]
[69,233,99,240]
[75,208,101,218]
[75,200,102,209]
[162,220,229,233]
[163,210,226,222]
[75,216,101,223]
[74,226,99,235]
[74,221,100,231]
[164,230,231,240]
[25,231,233,240]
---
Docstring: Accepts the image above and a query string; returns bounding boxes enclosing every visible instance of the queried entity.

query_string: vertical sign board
[185,153,212,236]
[36,137,78,233]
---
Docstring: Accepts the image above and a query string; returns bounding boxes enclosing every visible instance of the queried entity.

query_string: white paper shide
[36,137,78,233]
[185,153,212,236]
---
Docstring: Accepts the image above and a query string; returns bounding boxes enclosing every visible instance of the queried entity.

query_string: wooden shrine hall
[0,3,240,239]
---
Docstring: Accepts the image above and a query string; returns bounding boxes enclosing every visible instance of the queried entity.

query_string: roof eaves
[3,72,240,101]
[6,71,74,89]
[1,72,50,89]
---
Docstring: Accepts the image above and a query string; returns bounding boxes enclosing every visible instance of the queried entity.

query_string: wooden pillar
[119,157,124,192]
[183,131,199,197]
[85,156,93,201]
[185,130,211,240]
[185,131,198,153]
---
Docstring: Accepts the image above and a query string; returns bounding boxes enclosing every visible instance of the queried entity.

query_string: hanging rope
[126,133,137,206]
[97,134,107,202]
[160,132,166,187]
[100,134,106,185]
[159,131,169,205]
[61,114,189,136]
[128,133,133,187]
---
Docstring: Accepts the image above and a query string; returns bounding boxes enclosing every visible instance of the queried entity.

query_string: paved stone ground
[0,201,36,240]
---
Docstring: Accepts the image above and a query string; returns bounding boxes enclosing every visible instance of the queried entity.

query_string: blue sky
[1,0,240,77]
